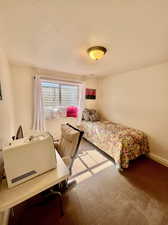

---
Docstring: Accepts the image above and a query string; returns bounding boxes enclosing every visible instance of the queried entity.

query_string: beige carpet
[71,139,113,183]
[10,140,168,225]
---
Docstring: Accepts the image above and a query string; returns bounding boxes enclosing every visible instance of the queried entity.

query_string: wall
[11,65,34,135]
[97,62,168,160]
[0,49,15,146]
[10,64,98,138]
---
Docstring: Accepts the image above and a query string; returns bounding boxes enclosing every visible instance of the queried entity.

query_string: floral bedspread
[79,121,149,168]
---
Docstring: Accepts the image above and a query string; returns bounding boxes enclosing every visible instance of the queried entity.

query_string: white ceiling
[0,0,168,76]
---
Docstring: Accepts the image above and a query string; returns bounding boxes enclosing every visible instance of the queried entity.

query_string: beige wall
[0,49,15,146]
[97,62,168,160]
[10,64,98,138]
[11,65,34,134]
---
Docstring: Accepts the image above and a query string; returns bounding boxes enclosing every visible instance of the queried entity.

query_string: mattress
[79,121,149,168]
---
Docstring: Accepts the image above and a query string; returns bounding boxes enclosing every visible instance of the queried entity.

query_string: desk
[0,152,69,225]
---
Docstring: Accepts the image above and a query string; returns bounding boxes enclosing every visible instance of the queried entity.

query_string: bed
[79,120,149,169]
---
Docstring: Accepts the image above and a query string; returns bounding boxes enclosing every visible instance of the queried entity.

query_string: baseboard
[149,153,168,168]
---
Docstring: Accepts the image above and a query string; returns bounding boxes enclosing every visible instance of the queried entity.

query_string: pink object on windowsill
[66,106,78,118]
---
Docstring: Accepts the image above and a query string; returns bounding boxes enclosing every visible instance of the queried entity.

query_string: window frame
[41,79,80,110]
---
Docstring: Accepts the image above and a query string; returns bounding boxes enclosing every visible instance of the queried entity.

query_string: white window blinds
[61,84,79,107]
[41,81,79,109]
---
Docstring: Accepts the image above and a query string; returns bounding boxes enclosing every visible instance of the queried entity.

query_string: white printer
[2,132,57,188]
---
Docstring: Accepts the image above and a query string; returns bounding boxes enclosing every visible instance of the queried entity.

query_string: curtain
[32,75,46,131]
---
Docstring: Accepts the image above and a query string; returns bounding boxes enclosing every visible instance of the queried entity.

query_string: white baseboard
[149,153,168,168]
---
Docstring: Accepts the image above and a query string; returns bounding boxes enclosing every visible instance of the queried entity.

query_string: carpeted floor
[9,139,168,225]
[70,139,113,183]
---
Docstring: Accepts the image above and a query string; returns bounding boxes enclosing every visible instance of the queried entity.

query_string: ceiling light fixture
[87,46,107,60]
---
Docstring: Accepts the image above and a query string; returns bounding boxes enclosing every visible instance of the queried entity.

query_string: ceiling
[0,0,168,76]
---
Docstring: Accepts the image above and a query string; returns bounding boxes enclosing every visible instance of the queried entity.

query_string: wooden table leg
[0,209,10,225]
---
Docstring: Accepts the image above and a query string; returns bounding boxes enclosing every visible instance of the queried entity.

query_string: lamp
[87,46,107,60]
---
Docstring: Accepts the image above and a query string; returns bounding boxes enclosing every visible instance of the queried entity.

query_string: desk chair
[54,123,84,189]
[38,124,83,216]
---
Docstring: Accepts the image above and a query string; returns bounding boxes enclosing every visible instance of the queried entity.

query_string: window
[41,81,79,110]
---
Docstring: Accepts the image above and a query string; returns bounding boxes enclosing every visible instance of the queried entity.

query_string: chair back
[58,123,84,174]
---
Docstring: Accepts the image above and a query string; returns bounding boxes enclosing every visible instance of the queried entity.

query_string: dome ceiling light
[87,46,107,60]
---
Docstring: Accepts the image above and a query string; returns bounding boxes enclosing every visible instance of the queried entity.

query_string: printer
[2,132,57,188]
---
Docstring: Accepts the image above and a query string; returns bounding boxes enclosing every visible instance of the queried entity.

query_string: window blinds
[41,81,79,109]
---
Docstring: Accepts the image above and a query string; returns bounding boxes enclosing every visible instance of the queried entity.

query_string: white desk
[0,152,69,225]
